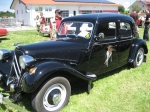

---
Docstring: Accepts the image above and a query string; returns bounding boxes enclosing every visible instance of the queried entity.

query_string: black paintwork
[0,13,148,93]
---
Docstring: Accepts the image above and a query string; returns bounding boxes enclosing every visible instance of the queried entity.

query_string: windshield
[58,22,93,39]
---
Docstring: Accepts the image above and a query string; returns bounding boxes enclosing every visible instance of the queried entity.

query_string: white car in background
[40,25,50,36]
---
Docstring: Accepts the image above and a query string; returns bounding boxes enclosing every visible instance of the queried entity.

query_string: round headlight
[0,49,11,60]
[19,55,34,69]
[19,57,26,69]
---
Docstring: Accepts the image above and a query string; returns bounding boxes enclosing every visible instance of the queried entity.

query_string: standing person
[139,16,145,28]
[130,10,139,31]
[143,8,150,41]
[35,15,40,35]
[49,9,62,40]
[39,12,46,31]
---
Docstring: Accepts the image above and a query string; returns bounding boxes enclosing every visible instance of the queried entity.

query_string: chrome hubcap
[136,49,144,66]
[43,83,66,111]
[53,93,61,105]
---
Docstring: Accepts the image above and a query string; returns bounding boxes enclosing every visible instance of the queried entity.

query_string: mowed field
[0,28,150,112]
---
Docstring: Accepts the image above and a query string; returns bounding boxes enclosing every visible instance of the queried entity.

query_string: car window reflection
[58,22,93,39]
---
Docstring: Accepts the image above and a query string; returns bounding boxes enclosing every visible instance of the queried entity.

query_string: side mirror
[94,32,104,41]
[98,32,104,39]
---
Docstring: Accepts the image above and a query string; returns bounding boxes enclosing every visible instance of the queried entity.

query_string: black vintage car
[0,13,148,112]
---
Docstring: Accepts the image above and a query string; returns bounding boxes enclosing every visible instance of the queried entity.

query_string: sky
[0,0,14,12]
[0,0,136,12]
[109,0,136,9]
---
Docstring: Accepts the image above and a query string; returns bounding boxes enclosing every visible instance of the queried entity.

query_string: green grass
[0,28,150,112]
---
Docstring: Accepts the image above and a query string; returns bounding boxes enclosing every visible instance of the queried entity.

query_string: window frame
[96,21,117,41]
[61,10,69,18]
[118,21,133,39]
[35,7,39,12]
[45,7,52,12]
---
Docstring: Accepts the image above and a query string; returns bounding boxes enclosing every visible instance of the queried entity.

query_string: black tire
[132,47,144,68]
[39,31,44,36]
[32,77,71,112]
[40,33,44,36]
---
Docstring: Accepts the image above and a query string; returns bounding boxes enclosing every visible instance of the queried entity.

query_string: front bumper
[40,31,50,34]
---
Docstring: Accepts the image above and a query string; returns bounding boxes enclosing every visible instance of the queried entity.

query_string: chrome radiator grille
[12,50,23,80]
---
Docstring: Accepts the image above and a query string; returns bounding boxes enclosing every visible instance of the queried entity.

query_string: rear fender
[22,61,97,93]
[128,39,148,63]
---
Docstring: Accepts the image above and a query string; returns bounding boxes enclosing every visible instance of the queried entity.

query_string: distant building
[128,0,150,16]
[10,0,120,26]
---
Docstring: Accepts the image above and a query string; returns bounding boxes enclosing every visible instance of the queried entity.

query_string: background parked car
[0,28,8,37]
[39,25,50,36]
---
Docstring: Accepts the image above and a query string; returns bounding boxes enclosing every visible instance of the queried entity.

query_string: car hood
[16,39,85,62]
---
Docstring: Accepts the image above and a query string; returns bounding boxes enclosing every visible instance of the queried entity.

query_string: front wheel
[132,47,144,68]
[32,77,71,112]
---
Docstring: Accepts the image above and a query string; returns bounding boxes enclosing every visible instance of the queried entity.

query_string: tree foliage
[118,6,125,13]
[0,11,15,18]
[132,4,142,12]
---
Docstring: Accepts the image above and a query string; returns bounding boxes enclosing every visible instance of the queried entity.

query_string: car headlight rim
[0,49,11,60]
[19,55,34,69]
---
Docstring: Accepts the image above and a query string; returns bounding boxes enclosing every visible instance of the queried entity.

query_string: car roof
[62,13,135,24]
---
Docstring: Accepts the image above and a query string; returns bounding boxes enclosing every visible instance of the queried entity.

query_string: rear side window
[119,22,132,37]
[96,22,116,39]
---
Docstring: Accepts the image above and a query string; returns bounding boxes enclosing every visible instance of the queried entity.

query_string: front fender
[128,38,148,63]
[22,61,97,93]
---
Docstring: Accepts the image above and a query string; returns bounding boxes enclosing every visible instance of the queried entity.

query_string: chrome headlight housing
[19,55,35,69]
[0,49,11,60]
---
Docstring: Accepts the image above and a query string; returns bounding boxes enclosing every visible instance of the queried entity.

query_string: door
[88,21,119,75]
[117,21,134,66]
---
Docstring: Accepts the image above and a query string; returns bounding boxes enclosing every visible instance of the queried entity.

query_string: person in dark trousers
[143,8,150,41]
[49,9,62,40]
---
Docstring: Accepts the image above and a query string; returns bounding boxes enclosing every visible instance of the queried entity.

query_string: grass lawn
[0,28,150,112]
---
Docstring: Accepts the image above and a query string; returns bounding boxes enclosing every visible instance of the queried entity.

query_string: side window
[119,22,132,37]
[97,22,116,39]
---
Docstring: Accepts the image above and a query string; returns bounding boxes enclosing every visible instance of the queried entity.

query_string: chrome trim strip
[14,54,21,74]
[94,38,133,46]
[13,62,19,80]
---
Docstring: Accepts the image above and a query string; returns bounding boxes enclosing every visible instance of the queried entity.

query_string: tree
[0,11,15,18]
[118,6,125,13]
[132,4,142,13]
[124,10,129,15]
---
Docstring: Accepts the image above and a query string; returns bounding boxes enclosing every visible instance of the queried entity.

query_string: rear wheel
[39,32,44,36]
[32,77,71,112]
[132,47,144,68]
